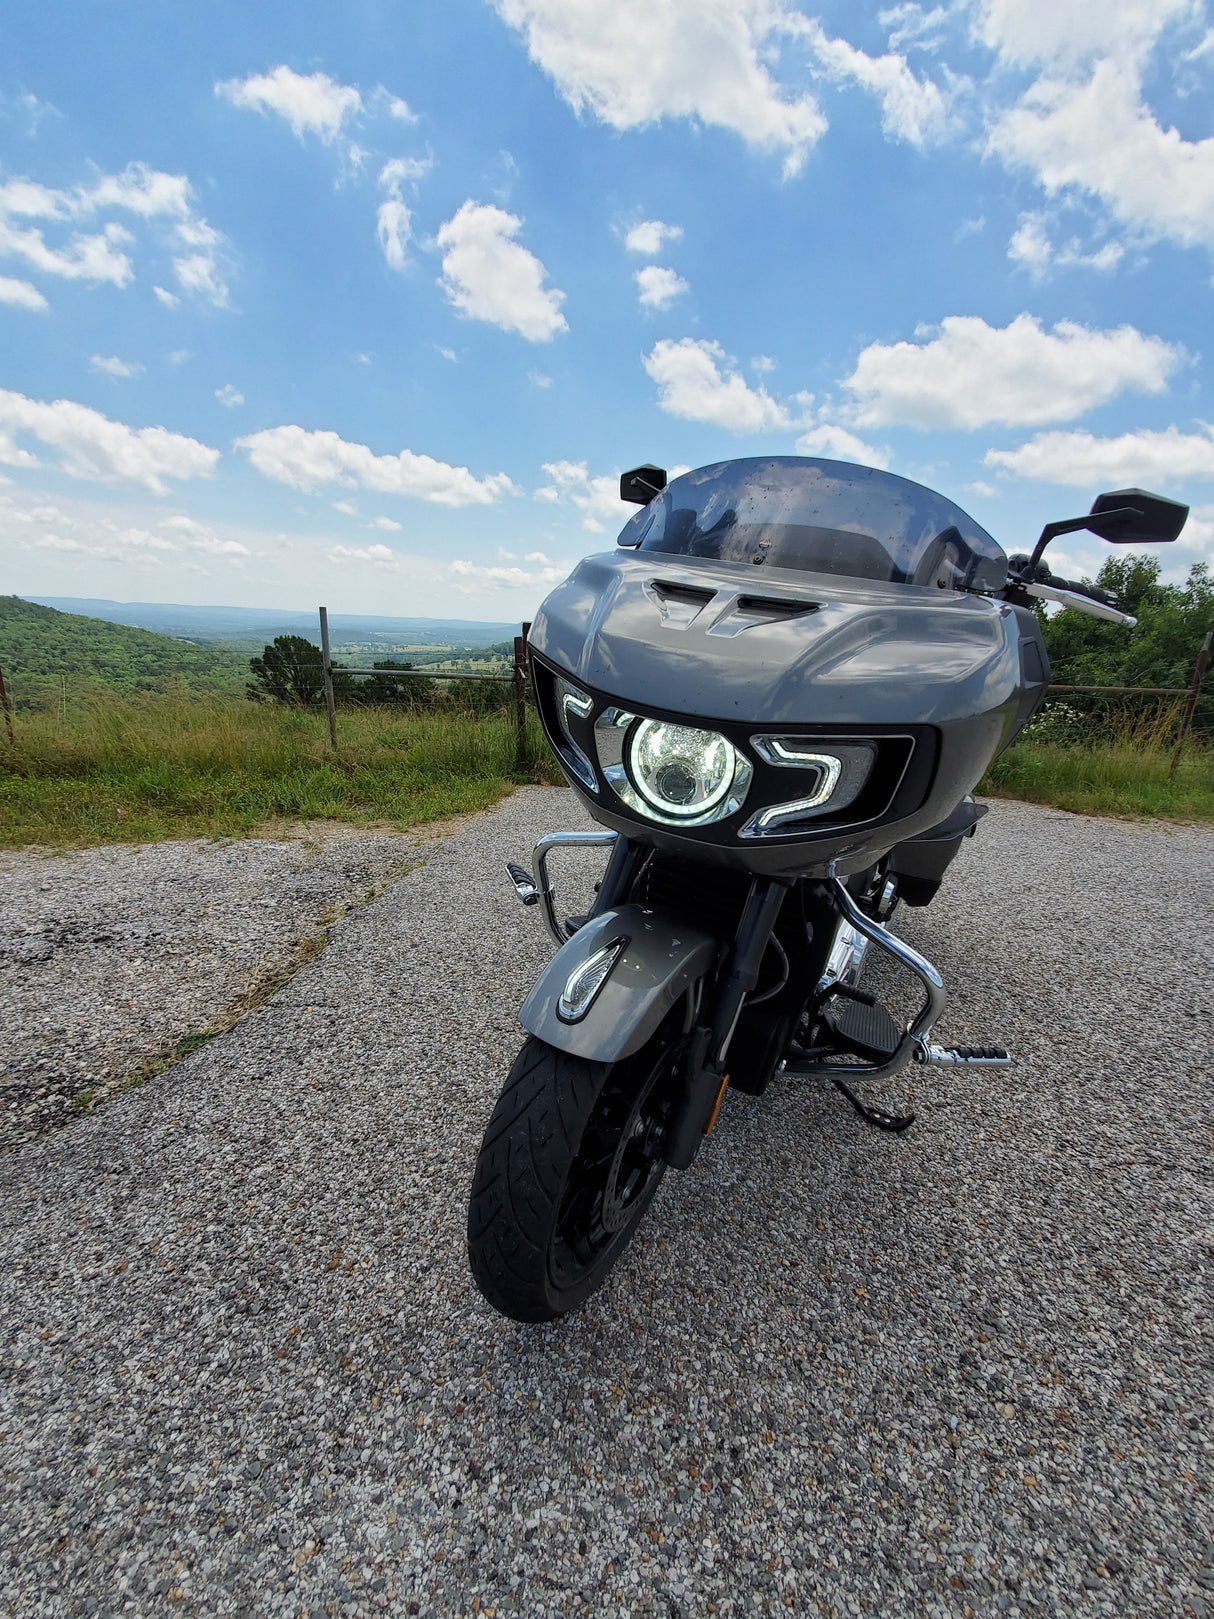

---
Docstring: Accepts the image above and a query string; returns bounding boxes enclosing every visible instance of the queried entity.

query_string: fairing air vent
[644,579,717,628]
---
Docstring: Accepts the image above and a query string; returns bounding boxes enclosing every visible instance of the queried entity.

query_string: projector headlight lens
[595,709,752,825]
[628,720,735,818]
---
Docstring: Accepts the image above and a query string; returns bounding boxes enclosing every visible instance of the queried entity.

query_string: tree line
[246,636,514,714]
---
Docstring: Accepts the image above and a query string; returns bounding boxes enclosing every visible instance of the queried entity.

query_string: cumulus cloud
[841,314,1182,430]
[985,423,1214,485]
[215,384,244,408]
[236,423,515,506]
[795,424,892,469]
[436,201,567,341]
[535,459,625,531]
[794,17,952,146]
[624,219,683,255]
[153,285,180,308]
[0,162,229,305]
[375,158,430,272]
[971,0,1193,71]
[491,0,827,177]
[449,556,568,591]
[368,515,402,530]
[635,265,689,309]
[215,66,364,143]
[987,51,1214,252]
[90,355,144,380]
[330,542,400,567]
[0,275,47,310]
[0,388,219,492]
[1007,213,1124,278]
[643,338,801,434]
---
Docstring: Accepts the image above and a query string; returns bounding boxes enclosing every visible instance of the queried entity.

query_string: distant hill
[25,598,524,653]
[0,596,248,707]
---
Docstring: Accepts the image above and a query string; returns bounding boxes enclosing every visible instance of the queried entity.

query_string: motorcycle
[466,455,1187,1322]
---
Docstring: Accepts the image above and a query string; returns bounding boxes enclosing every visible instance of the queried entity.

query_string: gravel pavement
[0,827,426,1147]
[0,788,1211,1618]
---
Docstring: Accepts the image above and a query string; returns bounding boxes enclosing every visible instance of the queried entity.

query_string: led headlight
[595,709,752,826]
[739,737,876,837]
[552,676,597,791]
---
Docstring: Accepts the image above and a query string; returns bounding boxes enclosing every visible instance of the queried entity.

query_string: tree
[246,636,355,705]
[1039,559,1213,734]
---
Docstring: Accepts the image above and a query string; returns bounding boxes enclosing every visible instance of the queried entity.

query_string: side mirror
[1029,486,1189,568]
[1087,488,1188,544]
[620,464,667,505]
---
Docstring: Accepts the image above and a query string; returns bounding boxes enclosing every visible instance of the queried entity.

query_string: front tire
[467,1028,680,1322]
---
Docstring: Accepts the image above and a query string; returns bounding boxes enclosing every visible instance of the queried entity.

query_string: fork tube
[663,875,790,1170]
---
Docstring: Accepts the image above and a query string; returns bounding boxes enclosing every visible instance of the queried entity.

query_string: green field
[0,694,556,848]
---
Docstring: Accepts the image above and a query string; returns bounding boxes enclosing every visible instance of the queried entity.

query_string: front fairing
[528,552,1028,878]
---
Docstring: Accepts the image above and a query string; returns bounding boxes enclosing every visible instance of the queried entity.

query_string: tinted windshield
[618,457,1007,592]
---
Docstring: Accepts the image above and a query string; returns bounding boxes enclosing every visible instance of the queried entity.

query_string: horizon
[2,0,1213,616]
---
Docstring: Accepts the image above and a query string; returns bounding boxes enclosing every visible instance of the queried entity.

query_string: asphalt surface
[0,788,1211,1618]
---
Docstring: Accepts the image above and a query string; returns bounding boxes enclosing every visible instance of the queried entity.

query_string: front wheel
[467,1027,681,1322]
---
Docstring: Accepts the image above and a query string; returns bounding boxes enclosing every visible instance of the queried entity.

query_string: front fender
[518,904,720,1062]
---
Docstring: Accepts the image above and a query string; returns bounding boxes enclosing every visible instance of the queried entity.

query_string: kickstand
[832,1077,915,1134]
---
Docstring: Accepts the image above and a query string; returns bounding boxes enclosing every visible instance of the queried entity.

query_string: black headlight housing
[533,653,936,846]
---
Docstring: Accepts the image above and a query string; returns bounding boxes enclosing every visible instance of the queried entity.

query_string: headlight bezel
[533,656,925,842]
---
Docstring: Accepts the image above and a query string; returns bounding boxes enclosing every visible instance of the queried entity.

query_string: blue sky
[1,0,1212,618]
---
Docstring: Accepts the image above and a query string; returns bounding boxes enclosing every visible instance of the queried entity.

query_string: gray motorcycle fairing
[527,550,1045,877]
[518,905,720,1062]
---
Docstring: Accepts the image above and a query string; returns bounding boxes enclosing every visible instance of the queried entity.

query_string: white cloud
[0,217,133,285]
[0,388,219,491]
[528,370,552,388]
[985,423,1214,485]
[795,17,951,146]
[492,0,827,177]
[375,157,431,272]
[330,542,400,567]
[90,355,144,380]
[164,515,252,557]
[153,284,179,308]
[535,460,625,530]
[880,4,950,52]
[368,515,402,530]
[988,58,1214,252]
[841,314,1182,430]
[377,198,411,272]
[450,557,567,591]
[0,275,47,310]
[436,201,567,341]
[643,338,800,434]
[1007,213,1124,278]
[215,384,245,408]
[385,95,417,123]
[332,499,358,515]
[795,424,892,469]
[0,162,229,305]
[215,66,363,143]
[168,349,191,367]
[635,265,689,309]
[972,0,1193,71]
[624,219,683,255]
[236,423,516,506]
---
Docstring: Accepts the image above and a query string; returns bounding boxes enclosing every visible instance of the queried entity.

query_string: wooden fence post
[318,606,338,751]
[513,623,530,763]
[1171,627,1212,774]
[0,665,14,746]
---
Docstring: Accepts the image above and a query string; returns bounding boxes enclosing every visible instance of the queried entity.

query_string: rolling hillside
[0,596,249,708]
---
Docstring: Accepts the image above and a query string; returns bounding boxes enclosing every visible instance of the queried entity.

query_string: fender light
[553,676,597,791]
[558,936,628,1022]
[739,738,876,838]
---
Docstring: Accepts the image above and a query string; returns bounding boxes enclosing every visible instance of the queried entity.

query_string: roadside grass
[981,702,1213,820]
[0,692,558,849]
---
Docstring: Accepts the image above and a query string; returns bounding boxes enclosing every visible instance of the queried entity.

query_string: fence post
[513,622,531,764]
[318,606,338,751]
[0,665,14,746]
[1171,627,1212,774]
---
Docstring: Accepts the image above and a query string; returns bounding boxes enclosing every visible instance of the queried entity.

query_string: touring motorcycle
[466,456,1187,1322]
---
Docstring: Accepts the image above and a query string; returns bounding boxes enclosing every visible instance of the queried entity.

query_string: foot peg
[915,1042,1011,1067]
[505,861,539,906]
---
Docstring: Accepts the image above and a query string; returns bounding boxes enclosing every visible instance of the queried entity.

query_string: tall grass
[981,703,1214,820]
[0,690,558,848]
